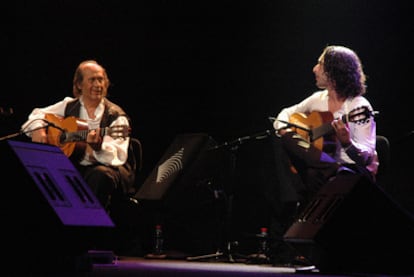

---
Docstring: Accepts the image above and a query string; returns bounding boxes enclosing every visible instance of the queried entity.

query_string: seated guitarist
[269,45,378,265]
[21,60,134,215]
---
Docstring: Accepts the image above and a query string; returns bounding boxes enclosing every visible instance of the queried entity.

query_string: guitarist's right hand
[277,128,287,136]
[276,127,294,137]
[87,129,102,152]
[31,128,48,144]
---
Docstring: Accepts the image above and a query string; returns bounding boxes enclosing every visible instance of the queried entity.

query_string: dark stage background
[7,1,413,246]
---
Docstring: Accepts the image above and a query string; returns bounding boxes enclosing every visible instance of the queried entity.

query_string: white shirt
[274,90,378,175]
[21,96,130,167]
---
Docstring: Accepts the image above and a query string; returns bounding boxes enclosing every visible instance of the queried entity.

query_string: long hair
[72,60,110,97]
[322,45,366,98]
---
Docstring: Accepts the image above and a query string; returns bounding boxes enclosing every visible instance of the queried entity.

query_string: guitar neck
[310,111,357,141]
[311,123,334,142]
[63,127,109,143]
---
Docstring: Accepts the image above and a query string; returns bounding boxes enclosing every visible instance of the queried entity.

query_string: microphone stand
[186,130,271,263]
[0,130,23,142]
[0,121,65,142]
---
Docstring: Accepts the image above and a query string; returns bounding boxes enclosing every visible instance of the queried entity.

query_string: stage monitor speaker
[1,140,114,272]
[283,174,414,275]
[135,133,219,201]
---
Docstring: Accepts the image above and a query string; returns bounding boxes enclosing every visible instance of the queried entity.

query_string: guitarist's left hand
[86,129,103,152]
[332,119,351,147]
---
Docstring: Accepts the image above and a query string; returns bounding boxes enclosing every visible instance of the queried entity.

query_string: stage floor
[40,250,412,277]
[92,253,355,277]
[6,248,414,276]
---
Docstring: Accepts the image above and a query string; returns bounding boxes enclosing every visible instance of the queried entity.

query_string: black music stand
[186,130,271,263]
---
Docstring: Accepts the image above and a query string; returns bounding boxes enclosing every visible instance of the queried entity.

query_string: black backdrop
[7,1,413,226]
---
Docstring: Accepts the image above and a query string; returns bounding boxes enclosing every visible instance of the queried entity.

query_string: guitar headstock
[108,125,131,139]
[346,106,377,124]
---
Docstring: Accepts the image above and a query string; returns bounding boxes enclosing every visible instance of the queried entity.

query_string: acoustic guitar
[281,106,375,173]
[45,113,131,157]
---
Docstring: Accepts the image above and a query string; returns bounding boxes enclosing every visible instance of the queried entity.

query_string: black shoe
[291,255,312,266]
[291,255,318,273]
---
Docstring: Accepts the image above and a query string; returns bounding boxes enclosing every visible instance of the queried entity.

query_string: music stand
[186,130,271,263]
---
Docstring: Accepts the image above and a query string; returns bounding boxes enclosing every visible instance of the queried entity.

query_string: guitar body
[287,111,335,174]
[285,106,374,174]
[45,114,87,157]
[289,111,335,151]
[45,113,131,158]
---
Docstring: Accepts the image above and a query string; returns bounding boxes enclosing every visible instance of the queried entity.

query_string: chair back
[375,135,390,191]
[127,137,143,194]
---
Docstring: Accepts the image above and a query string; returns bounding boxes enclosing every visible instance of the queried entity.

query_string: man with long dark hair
[270,45,377,265]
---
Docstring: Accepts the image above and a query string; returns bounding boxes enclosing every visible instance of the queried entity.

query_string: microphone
[41,119,66,132]
[276,120,311,133]
[41,119,67,143]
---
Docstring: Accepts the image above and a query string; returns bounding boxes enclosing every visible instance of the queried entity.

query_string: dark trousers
[269,132,374,263]
[77,164,129,211]
[75,163,143,254]
[280,132,341,203]
[269,132,340,263]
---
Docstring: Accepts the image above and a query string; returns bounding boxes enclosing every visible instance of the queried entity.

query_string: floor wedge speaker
[283,174,414,275]
[2,140,114,272]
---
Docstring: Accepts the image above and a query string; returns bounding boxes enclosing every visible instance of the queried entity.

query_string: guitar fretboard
[60,126,126,144]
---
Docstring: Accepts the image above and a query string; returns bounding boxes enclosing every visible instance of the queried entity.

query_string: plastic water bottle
[153,224,164,255]
[247,227,270,264]
[258,227,268,255]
